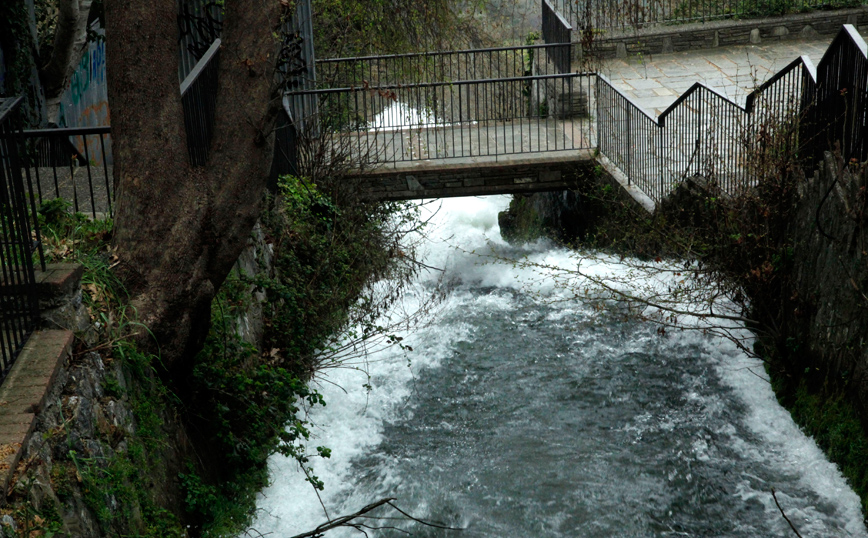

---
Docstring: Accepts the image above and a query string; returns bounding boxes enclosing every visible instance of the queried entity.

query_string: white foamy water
[370,102,446,131]
[248,195,868,538]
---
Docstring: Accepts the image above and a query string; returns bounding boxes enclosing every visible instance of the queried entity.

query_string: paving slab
[601,29,868,115]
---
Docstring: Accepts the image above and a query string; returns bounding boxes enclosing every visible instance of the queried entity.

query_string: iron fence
[550,0,865,31]
[288,74,595,165]
[542,0,573,74]
[801,25,868,168]
[287,44,594,167]
[178,0,223,82]
[0,97,42,379]
[596,76,664,199]
[658,85,749,196]
[181,38,221,166]
[316,44,536,88]
[17,126,113,218]
[596,39,818,202]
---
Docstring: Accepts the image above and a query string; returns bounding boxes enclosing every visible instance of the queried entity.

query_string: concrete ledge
[0,330,72,503]
[34,263,84,306]
[355,150,597,201]
[589,6,868,58]
[33,263,91,335]
[596,155,656,213]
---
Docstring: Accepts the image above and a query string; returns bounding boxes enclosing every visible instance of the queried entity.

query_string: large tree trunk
[105,0,282,378]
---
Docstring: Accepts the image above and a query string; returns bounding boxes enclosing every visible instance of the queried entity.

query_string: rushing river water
[250,195,868,537]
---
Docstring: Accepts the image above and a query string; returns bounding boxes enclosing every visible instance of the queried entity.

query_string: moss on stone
[769,367,868,520]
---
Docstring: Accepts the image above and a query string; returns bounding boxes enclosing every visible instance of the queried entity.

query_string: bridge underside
[353,150,596,201]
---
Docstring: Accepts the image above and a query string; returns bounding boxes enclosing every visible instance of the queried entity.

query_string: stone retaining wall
[0,228,277,535]
[587,6,868,58]
[533,53,591,119]
[787,154,868,413]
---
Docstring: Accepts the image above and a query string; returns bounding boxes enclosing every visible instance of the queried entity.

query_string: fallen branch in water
[288,498,393,538]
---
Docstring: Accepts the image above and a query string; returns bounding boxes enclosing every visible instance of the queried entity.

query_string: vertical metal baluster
[83,136,97,218]
[29,138,44,205]
[100,133,112,216]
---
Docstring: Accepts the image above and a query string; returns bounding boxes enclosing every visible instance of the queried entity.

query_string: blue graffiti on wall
[58,23,111,164]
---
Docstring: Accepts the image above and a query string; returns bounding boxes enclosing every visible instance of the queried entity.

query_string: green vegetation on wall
[769,367,868,517]
[0,0,45,126]
[182,175,419,536]
[6,174,420,536]
[313,0,465,56]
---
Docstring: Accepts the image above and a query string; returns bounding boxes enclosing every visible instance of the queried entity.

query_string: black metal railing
[317,44,536,88]
[542,0,573,74]
[597,40,820,202]
[596,76,663,198]
[0,97,43,379]
[801,25,868,168]
[17,126,113,218]
[287,44,595,166]
[595,25,865,204]
[551,0,866,31]
[658,84,749,196]
[181,38,221,166]
[289,75,595,165]
[178,0,223,82]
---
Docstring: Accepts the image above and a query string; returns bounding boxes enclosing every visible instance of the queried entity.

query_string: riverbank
[250,194,868,536]
[496,153,868,519]
[0,176,418,537]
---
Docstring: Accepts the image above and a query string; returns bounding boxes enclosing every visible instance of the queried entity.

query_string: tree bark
[40,0,94,123]
[105,0,282,379]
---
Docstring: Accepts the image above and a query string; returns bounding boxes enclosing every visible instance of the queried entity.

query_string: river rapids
[248,195,868,538]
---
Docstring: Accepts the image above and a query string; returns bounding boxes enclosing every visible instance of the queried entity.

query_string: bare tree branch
[288,497,463,538]
[771,488,804,538]
[288,498,395,538]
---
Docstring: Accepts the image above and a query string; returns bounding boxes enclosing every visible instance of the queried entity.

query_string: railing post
[696,90,703,179]
[627,104,632,185]
[595,75,601,153]
[658,122,664,200]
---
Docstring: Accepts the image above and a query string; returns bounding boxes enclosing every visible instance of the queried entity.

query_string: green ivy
[0,0,45,126]
[312,0,460,56]
[181,173,418,536]
[185,265,329,536]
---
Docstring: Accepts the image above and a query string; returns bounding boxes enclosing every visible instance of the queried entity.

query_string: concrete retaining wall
[587,6,868,58]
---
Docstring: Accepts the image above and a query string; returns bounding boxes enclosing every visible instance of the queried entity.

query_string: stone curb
[596,154,657,213]
[0,330,73,504]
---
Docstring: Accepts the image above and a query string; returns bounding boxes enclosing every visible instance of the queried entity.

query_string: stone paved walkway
[601,31,868,115]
